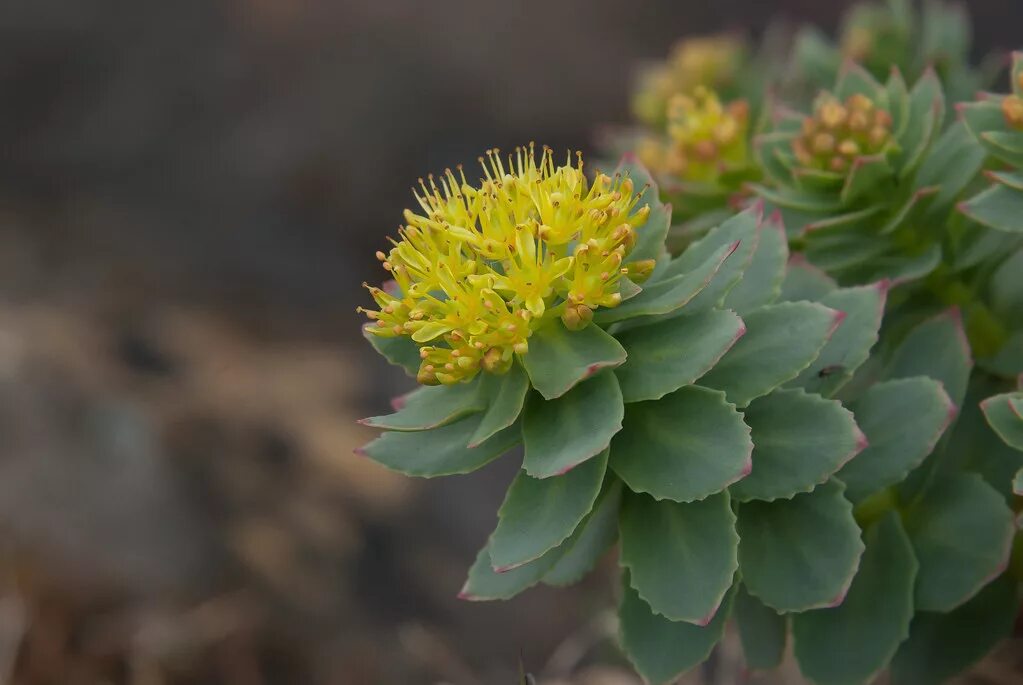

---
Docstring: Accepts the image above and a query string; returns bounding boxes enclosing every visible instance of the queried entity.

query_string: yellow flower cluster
[632,35,745,126]
[638,87,750,183]
[360,144,652,385]
[793,94,894,174]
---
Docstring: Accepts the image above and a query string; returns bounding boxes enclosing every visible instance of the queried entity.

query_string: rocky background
[0,1,1019,683]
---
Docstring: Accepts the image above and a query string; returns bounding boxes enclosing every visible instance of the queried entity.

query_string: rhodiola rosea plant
[357,2,1023,683]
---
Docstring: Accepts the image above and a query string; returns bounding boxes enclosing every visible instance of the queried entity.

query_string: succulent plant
[356,2,1023,683]
[354,140,1016,683]
[752,63,970,286]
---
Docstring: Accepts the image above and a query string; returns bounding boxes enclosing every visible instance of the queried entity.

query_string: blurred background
[0,1,1020,683]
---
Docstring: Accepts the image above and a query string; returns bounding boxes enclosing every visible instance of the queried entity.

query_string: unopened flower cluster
[360,145,652,385]
[793,93,894,174]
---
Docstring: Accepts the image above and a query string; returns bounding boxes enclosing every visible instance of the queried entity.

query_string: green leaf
[722,214,788,314]
[360,377,485,431]
[542,479,622,586]
[364,327,420,376]
[840,154,892,205]
[904,473,1015,612]
[700,302,841,407]
[981,392,1023,451]
[459,540,563,601]
[779,255,837,302]
[884,308,973,408]
[989,248,1023,320]
[734,585,787,671]
[891,574,1018,685]
[611,386,753,502]
[614,309,746,403]
[359,414,520,477]
[619,491,738,624]
[737,480,865,613]
[616,154,671,264]
[618,573,736,685]
[792,513,918,685]
[897,69,944,177]
[730,389,865,502]
[469,362,530,447]
[658,207,760,311]
[915,121,987,216]
[593,242,737,325]
[958,100,1007,143]
[489,450,607,571]
[837,378,955,503]
[960,184,1023,233]
[792,27,841,89]
[834,61,884,101]
[520,321,626,400]
[522,371,624,478]
[789,283,887,396]
[1014,468,1023,495]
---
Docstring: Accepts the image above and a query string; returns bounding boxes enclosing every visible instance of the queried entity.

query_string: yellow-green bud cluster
[360,144,651,385]
[632,35,745,126]
[792,94,894,174]
[638,87,750,183]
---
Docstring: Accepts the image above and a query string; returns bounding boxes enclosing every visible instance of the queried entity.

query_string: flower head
[638,87,750,183]
[361,144,651,385]
[792,93,894,175]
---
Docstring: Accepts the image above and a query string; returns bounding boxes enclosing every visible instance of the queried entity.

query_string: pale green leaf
[610,386,752,502]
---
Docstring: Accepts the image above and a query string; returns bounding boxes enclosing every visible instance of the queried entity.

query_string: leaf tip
[825,586,849,608]
[855,426,870,453]
[353,446,367,457]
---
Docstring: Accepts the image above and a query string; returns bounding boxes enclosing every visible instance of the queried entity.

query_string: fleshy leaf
[459,540,563,601]
[489,450,607,571]
[737,480,864,612]
[614,309,746,403]
[730,389,865,502]
[360,377,485,431]
[542,479,622,587]
[359,414,520,477]
[658,207,761,311]
[915,121,987,215]
[792,512,918,685]
[903,473,1014,612]
[593,242,737,325]
[788,283,887,397]
[469,362,530,447]
[837,377,955,503]
[610,386,753,502]
[840,154,891,205]
[884,308,973,408]
[700,302,841,407]
[891,574,1018,684]
[619,490,738,624]
[364,326,420,376]
[522,371,624,478]
[520,321,626,400]
[734,585,787,672]
[779,255,837,302]
[722,214,788,314]
[980,392,1023,451]
[960,184,1023,233]
[618,573,736,685]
